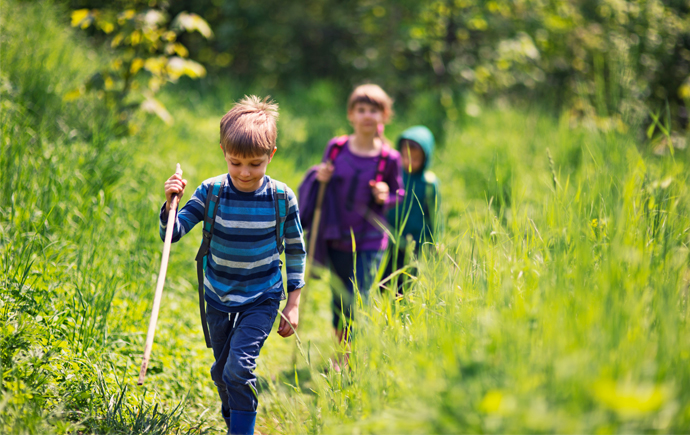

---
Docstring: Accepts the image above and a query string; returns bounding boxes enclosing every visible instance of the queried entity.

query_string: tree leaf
[70,9,90,28]
[130,58,144,74]
[172,12,213,39]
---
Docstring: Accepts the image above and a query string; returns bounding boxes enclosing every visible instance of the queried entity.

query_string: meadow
[1,1,689,434]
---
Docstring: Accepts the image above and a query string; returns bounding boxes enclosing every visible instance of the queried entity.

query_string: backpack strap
[329,135,389,182]
[194,175,226,348]
[271,179,289,254]
[327,135,348,162]
[374,145,390,183]
[359,144,392,230]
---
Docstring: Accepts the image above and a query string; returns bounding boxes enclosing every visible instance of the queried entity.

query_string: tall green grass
[1,1,209,433]
[2,0,690,433]
[265,111,690,433]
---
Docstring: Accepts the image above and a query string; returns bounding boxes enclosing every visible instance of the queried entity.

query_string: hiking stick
[302,180,327,303]
[138,164,182,385]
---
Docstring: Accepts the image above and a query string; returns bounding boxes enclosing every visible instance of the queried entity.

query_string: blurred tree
[63,0,690,131]
[67,0,212,128]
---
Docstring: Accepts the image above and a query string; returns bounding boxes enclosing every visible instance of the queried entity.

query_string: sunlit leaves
[142,9,166,29]
[165,57,206,81]
[70,3,213,126]
[130,58,144,74]
[165,42,188,58]
[143,56,166,75]
[171,12,214,39]
[70,9,90,28]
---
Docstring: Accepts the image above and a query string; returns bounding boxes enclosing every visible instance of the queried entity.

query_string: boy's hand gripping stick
[138,163,182,385]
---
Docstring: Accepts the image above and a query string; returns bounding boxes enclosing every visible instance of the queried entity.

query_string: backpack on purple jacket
[298,135,390,266]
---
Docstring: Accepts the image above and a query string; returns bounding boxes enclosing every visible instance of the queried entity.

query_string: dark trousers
[327,246,382,330]
[207,298,279,414]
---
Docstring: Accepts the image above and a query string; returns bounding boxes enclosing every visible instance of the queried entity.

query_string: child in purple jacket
[309,84,404,357]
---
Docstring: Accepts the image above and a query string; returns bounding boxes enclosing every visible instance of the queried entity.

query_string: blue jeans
[207,298,280,414]
[327,247,382,329]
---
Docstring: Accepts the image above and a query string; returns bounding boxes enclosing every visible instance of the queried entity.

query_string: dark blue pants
[207,298,279,415]
[327,246,382,329]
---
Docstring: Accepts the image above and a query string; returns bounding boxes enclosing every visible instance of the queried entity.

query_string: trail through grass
[2,1,690,433]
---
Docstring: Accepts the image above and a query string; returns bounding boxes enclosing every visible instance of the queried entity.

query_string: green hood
[397,125,435,171]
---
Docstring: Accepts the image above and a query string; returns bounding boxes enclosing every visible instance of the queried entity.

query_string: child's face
[223,146,276,192]
[400,143,425,174]
[347,102,384,135]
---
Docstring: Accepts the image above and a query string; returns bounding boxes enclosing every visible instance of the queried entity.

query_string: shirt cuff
[287,279,306,292]
[159,202,169,227]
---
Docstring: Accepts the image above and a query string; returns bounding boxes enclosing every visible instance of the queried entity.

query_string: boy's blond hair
[347,84,393,122]
[220,95,279,157]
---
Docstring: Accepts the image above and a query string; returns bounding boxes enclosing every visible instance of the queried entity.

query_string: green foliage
[3,0,690,433]
[69,2,212,126]
[1,1,211,432]
[63,0,690,137]
[149,83,690,433]
[266,109,690,433]
[153,0,690,130]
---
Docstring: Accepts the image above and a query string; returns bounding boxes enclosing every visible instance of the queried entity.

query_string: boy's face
[222,145,276,192]
[400,143,425,174]
[347,102,384,135]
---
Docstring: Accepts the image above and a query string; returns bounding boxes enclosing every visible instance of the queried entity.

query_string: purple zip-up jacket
[299,137,404,263]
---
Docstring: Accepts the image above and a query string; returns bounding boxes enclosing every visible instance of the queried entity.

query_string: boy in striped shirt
[161,96,306,435]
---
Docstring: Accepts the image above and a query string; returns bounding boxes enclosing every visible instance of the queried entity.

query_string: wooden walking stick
[304,181,327,291]
[138,163,182,385]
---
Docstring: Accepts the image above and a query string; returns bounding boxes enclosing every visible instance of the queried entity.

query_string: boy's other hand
[315,162,334,183]
[164,165,187,214]
[278,302,299,338]
[369,180,389,204]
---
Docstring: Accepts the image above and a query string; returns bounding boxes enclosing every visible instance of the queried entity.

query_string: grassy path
[2,1,690,433]
[147,91,690,433]
[136,91,341,433]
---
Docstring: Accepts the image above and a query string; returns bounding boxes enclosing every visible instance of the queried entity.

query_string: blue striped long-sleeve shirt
[159,174,306,313]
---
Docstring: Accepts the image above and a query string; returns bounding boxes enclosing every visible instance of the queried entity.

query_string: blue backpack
[194,175,289,347]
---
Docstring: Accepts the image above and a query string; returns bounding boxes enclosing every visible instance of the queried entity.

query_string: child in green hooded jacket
[385,125,442,294]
